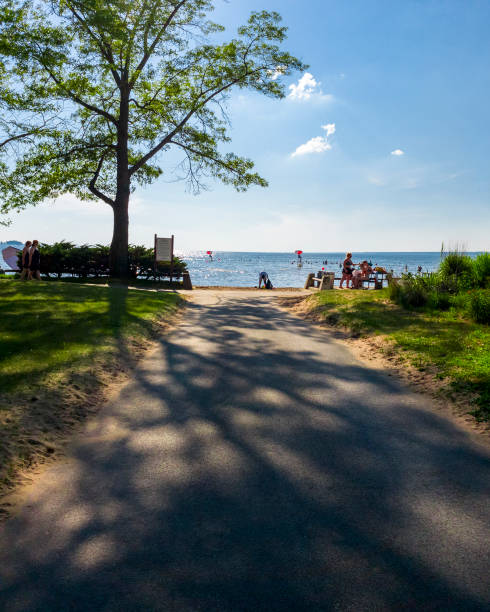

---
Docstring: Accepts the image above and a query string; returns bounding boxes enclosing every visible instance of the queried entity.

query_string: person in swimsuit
[339,252,357,288]
[28,240,41,280]
[19,241,32,280]
[258,271,269,288]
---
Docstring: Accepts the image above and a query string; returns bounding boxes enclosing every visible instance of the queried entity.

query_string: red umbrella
[295,250,303,255]
[206,250,212,255]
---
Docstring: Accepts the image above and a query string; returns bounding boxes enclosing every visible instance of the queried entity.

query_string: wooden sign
[154,235,174,262]
[154,234,175,283]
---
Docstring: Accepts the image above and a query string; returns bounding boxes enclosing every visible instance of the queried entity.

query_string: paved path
[1,290,489,611]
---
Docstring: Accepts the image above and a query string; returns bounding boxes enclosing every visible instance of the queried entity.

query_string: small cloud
[391,149,404,156]
[288,72,333,103]
[291,123,336,157]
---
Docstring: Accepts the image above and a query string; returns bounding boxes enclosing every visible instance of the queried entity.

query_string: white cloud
[291,123,336,158]
[287,72,333,103]
[322,123,336,137]
[288,73,318,100]
[391,149,404,156]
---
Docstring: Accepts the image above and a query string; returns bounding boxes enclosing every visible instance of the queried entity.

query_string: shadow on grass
[0,280,182,490]
[0,281,180,392]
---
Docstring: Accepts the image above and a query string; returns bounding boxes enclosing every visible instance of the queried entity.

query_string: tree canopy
[0,0,305,274]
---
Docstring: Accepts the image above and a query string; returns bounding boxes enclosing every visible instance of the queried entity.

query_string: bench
[305,272,334,290]
[306,271,394,290]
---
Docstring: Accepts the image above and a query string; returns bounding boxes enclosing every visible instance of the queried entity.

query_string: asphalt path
[1,290,489,611]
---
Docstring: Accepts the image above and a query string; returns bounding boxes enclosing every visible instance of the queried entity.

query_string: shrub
[389,275,428,308]
[439,252,475,291]
[388,279,402,303]
[426,290,451,311]
[17,242,187,280]
[468,289,490,324]
[473,253,490,288]
[400,282,428,308]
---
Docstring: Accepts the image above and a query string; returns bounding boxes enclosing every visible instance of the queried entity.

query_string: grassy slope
[0,281,182,494]
[308,289,490,421]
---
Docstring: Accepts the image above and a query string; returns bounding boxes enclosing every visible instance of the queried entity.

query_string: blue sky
[4,0,490,252]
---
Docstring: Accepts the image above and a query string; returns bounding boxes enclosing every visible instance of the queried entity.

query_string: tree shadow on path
[0,295,489,611]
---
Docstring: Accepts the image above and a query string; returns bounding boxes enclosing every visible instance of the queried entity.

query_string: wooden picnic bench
[305,271,393,290]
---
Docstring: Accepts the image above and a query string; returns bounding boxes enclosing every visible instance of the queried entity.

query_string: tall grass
[389,250,490,324]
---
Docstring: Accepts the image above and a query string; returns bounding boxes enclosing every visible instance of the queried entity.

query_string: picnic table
[305,270,393,290]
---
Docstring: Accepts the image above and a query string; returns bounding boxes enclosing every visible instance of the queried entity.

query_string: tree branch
[37,54,118,126]
[89,151,114,205]
[0,131,35,149]
[63,1,121,87]
[129,0,189,88]
[170,140,245,176]
[129,68,262,176]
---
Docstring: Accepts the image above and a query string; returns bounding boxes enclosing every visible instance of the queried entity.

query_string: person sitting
[352,260,372,289]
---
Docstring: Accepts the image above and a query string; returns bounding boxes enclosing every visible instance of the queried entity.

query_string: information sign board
[155,237,172,262]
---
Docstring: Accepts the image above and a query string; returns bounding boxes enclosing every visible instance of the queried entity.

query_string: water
[178,251,484,288]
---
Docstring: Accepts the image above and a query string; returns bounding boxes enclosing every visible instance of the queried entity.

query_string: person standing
[28,240,41,280]
[339,252,356,289]
[19,241,32,280]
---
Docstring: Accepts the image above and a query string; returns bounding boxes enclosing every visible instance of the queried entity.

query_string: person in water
[339,252,357,288]
[258,271,269,288]
[28,240,41,280]
[19,240,32,280]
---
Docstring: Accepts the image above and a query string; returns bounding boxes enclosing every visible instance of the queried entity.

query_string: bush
[388,279,402,303]
[426,290,451,311]
[439,252,475,291]
[468,289,490,324]
[440,252,474,278]
[473,253,490,288]
[389,275,428,308]
[18,242,187,280]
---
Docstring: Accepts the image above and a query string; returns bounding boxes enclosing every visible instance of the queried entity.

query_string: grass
[0,280,183,497]
[4,274,185,290]
[308,289,490,422]
[0,280,182,392]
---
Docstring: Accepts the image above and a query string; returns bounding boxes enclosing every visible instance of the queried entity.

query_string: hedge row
[18,241,187,280]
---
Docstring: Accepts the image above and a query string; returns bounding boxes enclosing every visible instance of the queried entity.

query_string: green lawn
[308,289,490,421]
[0,281,182,495]
[0,280,182,392]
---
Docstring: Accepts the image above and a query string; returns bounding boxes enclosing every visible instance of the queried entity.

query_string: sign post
[154,234,175,284]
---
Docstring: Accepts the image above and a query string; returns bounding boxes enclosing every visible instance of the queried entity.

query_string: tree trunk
[110,85,130,279]
[110,197,129,278]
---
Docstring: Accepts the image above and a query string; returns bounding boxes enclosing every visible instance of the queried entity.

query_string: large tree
[0,0,305,276]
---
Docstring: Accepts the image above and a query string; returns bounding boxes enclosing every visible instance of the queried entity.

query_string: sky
[3,0,490,252]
